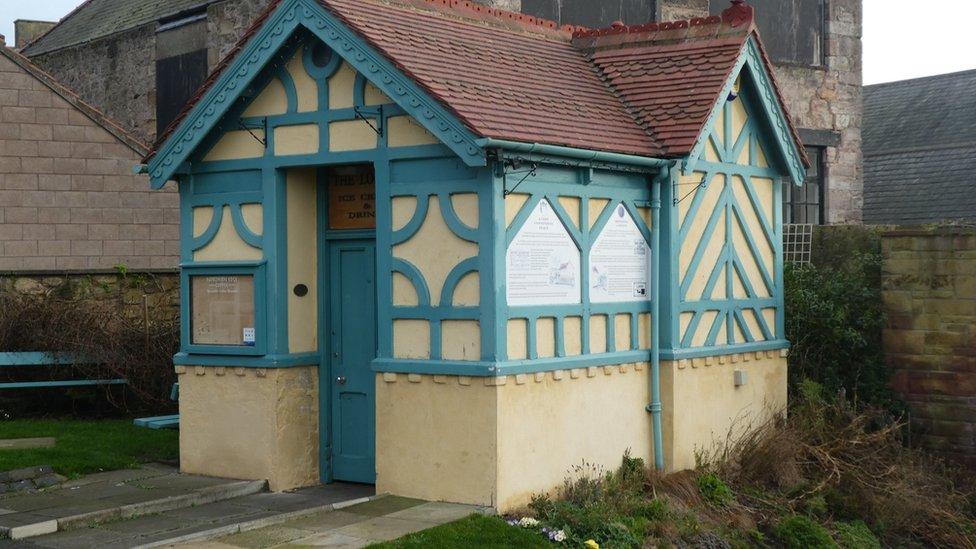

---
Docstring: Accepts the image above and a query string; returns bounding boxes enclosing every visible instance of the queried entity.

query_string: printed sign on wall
[589,203,652,303]
[506,199,581,306]
[191,275,256,345]
[328,165,375,229]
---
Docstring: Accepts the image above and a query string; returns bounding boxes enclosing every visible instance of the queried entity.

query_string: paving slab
[14,483,375,548]
[385,501,484,525]
[332,516,428,543]
[0,440,55,451]
[0,465,266,540]
[158,495,487,548]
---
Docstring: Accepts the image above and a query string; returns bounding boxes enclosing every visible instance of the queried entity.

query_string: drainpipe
[648,164,671,471]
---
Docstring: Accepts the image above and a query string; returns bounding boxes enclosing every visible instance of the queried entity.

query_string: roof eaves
[0,45,150,155]
[146,0,489,186]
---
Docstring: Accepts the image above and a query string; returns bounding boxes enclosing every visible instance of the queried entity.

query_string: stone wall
[207,0,276,70]
[0,271,180,320]
[27,26,158,145]
[882,227,976,467]
[775,0,863,224]
[644,0,864,224]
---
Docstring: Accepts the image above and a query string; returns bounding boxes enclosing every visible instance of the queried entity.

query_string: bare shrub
[0,281,179,412]
[713,381,976,548]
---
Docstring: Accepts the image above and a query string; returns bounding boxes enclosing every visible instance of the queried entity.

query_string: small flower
[505,518,518,526]
[517,517,540,528]
[550,530,566,542]
[584,540,600,549]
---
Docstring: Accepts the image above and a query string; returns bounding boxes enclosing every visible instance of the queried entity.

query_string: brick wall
[0,51,179,271]
[883,227,976,467]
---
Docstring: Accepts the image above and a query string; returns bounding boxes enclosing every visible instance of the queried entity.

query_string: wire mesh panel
[783,223,813,264]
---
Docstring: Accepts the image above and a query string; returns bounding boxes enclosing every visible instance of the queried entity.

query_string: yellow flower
[584,540,599,549]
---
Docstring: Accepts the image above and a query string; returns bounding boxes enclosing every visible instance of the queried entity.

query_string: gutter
[474,138,672,169]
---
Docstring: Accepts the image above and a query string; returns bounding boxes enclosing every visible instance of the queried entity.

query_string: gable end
[146,0,485,188]
[683,37,807,186]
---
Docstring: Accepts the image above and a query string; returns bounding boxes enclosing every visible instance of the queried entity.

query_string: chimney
[14,20,57,49]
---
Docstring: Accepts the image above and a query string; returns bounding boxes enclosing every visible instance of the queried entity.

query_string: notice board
[190,275,256,346]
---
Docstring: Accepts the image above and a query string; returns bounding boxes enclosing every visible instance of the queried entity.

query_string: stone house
[20,0,862,225]
[0,40,179,273]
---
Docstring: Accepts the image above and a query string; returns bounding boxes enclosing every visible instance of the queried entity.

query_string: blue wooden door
[328,240,376,483]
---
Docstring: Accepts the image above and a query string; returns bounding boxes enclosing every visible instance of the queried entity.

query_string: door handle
[336,376,347,385]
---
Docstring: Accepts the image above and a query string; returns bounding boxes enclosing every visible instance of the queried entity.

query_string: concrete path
[0,483,374,548]
[0,464,265,540]
[163,496,485,548]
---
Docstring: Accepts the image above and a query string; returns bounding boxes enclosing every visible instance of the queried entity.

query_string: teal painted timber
[0,379,126,389]
[683,36,806,186]
[147,0,485,188]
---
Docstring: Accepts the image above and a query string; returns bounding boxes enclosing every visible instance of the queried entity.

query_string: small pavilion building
[143,0,807,511]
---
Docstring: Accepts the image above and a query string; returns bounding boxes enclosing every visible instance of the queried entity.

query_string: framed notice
[183,264,266,355]
[328,165,375,230]
[506,199,581,306]
[589,204,652,303]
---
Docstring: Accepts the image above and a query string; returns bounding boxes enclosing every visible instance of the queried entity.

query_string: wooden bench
[0,352,127,389]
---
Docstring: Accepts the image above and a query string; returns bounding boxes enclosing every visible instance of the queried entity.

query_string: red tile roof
[147,0,805,165]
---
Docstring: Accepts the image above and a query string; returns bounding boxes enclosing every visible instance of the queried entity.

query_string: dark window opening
[156,50,208,136]
[521,0,655,28]
[155,18,208,137]
[783,146,825,224]
[311,42,335,68]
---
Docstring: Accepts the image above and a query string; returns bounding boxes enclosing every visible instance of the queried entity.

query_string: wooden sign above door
[328,165,375,230]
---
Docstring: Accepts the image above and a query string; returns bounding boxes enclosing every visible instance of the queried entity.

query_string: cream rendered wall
[200,54,444,162]
[192,205,263,262]
[677,91,778,347]
[659,350,788,471]
[376,373,498,506]
[494,364,652,511]
[391,193,480,361]
[287,168,318,353]
[376,366,652,512]
[178,365,319,491]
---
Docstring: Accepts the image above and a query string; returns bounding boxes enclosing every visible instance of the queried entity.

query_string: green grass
[368,515,551,548]
[0,419,179,478]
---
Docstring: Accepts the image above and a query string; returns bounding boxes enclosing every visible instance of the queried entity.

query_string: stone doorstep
[0,479,267,541]
[131,493,386,549]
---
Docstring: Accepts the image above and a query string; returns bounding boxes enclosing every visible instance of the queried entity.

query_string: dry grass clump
[712,380,976,548]
[0,288,179,411]
[521,381,976,548]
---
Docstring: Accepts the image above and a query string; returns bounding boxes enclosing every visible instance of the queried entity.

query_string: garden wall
[0,270,179,320]
[882,227,976,467]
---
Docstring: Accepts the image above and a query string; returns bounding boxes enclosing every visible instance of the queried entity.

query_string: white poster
[589,203,652,303]
[506,199,581,306]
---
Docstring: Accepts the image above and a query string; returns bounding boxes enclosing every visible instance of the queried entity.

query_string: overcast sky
[1,0,975,85]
